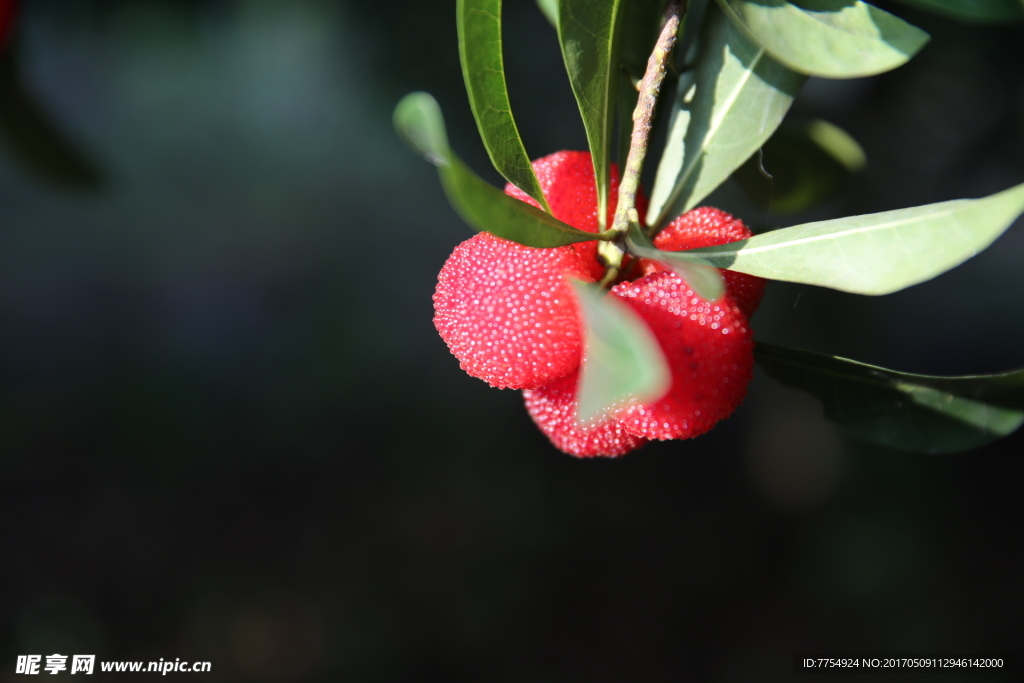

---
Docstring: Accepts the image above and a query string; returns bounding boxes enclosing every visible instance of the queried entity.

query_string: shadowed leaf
[756,342,1024,453]
[558,0,628,229]
[458,0,550,212]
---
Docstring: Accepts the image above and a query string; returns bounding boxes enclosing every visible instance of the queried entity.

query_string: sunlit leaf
[558,0,628,229]
[687,182,1024,294]
[458,0,551,213]
[623,223,726,301]
[572,280,670,422]
[893,0,1024,23]
[394,92,600,247]
[648,2,805,228]
[717,0,929,79]
[734,118,865,213]
[756,342,1024,453]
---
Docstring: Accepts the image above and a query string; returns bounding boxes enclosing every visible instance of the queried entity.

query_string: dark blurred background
[0,0,1022,681]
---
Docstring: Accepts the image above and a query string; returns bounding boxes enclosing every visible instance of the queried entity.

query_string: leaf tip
[393,91,449,163]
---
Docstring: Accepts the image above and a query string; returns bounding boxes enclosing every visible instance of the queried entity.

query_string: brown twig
[596,1,683,286]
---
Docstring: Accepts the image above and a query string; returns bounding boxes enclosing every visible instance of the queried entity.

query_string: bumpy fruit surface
[505,150,647,282]
[433,232,593,390]
[640,207,766,317]
[523,371,648,457]
[610,270,755,441]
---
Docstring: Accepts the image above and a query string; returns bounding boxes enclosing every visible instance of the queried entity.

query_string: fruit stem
[609,0,682,239]
[596,239,622,287]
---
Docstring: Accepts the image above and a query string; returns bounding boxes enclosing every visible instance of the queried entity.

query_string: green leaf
[687,182,1024,294]
[893,0,1024,23]
[647,2,806,228]
[394,92,600,247]
[624,223,726,301]
[733,118,866,213]
[716,0,929,79]
[558,0,628,229]
[572,280,671,422]
[755,342,1024,453]
[458,0,551,213]
[537,0,559,27]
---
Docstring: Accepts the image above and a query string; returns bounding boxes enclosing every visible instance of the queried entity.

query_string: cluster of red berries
[433,151,765,457]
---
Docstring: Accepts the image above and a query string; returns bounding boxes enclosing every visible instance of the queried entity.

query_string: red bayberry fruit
[610,270,755,441]
[433,231,594,389]
[640,207,766,317]
[435,149,758,457]
[523,371,648,457]
[505,150,648,282]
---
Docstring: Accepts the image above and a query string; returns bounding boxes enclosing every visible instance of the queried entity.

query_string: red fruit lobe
[433,232,593,390]
[641,207,766,317]
[610,270,754,441]
[523,371,648,457]
[504,150,648,282]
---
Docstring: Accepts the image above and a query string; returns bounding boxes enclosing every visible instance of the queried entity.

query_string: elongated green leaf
[394,92,599,247]
[572,281,671,422]
[687,182,1024,294]
[717,0,929,79]
[648,2,805,228]
[893,0,1024,23]
[537,0,559,26]
[558,0,628,229]
[459,0,550,212]
[624,223,726,301]
[756,342,1024,453]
